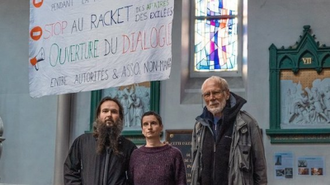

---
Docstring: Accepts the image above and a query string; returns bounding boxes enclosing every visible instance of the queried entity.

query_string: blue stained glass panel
[194,0,238,72]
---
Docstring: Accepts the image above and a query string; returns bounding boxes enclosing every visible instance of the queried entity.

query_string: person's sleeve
[191,122,201,185]
[251,122,268,185]
[174,149,187,185]
[63,139,82,185]
[126,143,137,185]
[127,151,135,185]
[191,122,198,162]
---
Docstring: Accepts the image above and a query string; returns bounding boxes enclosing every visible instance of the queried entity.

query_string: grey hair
[201,76,229,92]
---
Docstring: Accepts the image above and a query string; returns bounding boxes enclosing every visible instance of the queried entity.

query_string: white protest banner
[29,0,173,98]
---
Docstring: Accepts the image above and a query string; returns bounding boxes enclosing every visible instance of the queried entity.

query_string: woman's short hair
[140,111,162,127]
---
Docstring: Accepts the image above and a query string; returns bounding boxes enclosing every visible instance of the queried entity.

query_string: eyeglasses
[202,90,224,99]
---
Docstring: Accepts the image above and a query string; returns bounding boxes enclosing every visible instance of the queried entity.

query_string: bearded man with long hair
[64,97,137,185]
[93,108,124,155]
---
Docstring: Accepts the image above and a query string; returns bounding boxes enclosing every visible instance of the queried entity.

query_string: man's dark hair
[93,96,124,155]
[140,111,163,127]
[95,96,124,121]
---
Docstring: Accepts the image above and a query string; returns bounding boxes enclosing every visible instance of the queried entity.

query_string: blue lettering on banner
[90,5,133,29]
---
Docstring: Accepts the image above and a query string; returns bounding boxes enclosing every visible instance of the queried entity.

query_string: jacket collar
[234,112,247,131]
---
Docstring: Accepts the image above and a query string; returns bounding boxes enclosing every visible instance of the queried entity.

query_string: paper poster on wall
[297,156,325,176]
[29,0,174,98]
[274,152,294,179]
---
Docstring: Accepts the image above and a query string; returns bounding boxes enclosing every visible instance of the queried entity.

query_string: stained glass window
[194,0,239,72]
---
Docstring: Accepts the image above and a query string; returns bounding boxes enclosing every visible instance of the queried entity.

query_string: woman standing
[129,111,187,185]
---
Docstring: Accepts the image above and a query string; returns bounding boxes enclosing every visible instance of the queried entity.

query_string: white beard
[207,98,227,115]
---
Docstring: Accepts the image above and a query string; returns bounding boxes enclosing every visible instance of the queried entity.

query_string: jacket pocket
[238,144,251,172]
[238,144,253,185]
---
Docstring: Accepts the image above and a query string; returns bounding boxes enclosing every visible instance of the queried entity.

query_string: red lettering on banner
[122,22,172,54]
[44,21,68,39]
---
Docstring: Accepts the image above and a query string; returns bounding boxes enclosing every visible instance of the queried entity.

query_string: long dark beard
[93,118,123,155]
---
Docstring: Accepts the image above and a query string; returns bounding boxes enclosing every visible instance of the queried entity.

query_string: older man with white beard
[191,76,267,185]
[64,97,137,185]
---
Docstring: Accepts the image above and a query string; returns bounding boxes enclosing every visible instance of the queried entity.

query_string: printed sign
[274,152,293,179]
[29,0,174,98]
[297,156,325,176]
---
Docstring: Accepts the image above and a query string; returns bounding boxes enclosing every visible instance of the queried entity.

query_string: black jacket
[196,92,246,185]
[64,133,137,185]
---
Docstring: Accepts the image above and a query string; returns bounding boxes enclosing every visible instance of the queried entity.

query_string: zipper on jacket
[214,123,217,140]
[204,122,217,185]
[213,135,216,185]
[103,147,110,185]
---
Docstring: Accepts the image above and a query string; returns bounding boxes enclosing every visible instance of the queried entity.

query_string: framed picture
[89,81,160,145]
[266,25,330,143]
[280,70,330,128]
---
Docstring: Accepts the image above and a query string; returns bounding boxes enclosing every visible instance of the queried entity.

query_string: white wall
[0,0,57,184]
[0,1,90,184]
[1,0,330,184]
[247,0,330,184]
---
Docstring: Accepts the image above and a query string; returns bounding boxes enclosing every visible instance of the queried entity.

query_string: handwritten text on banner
[29,0,174,98]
